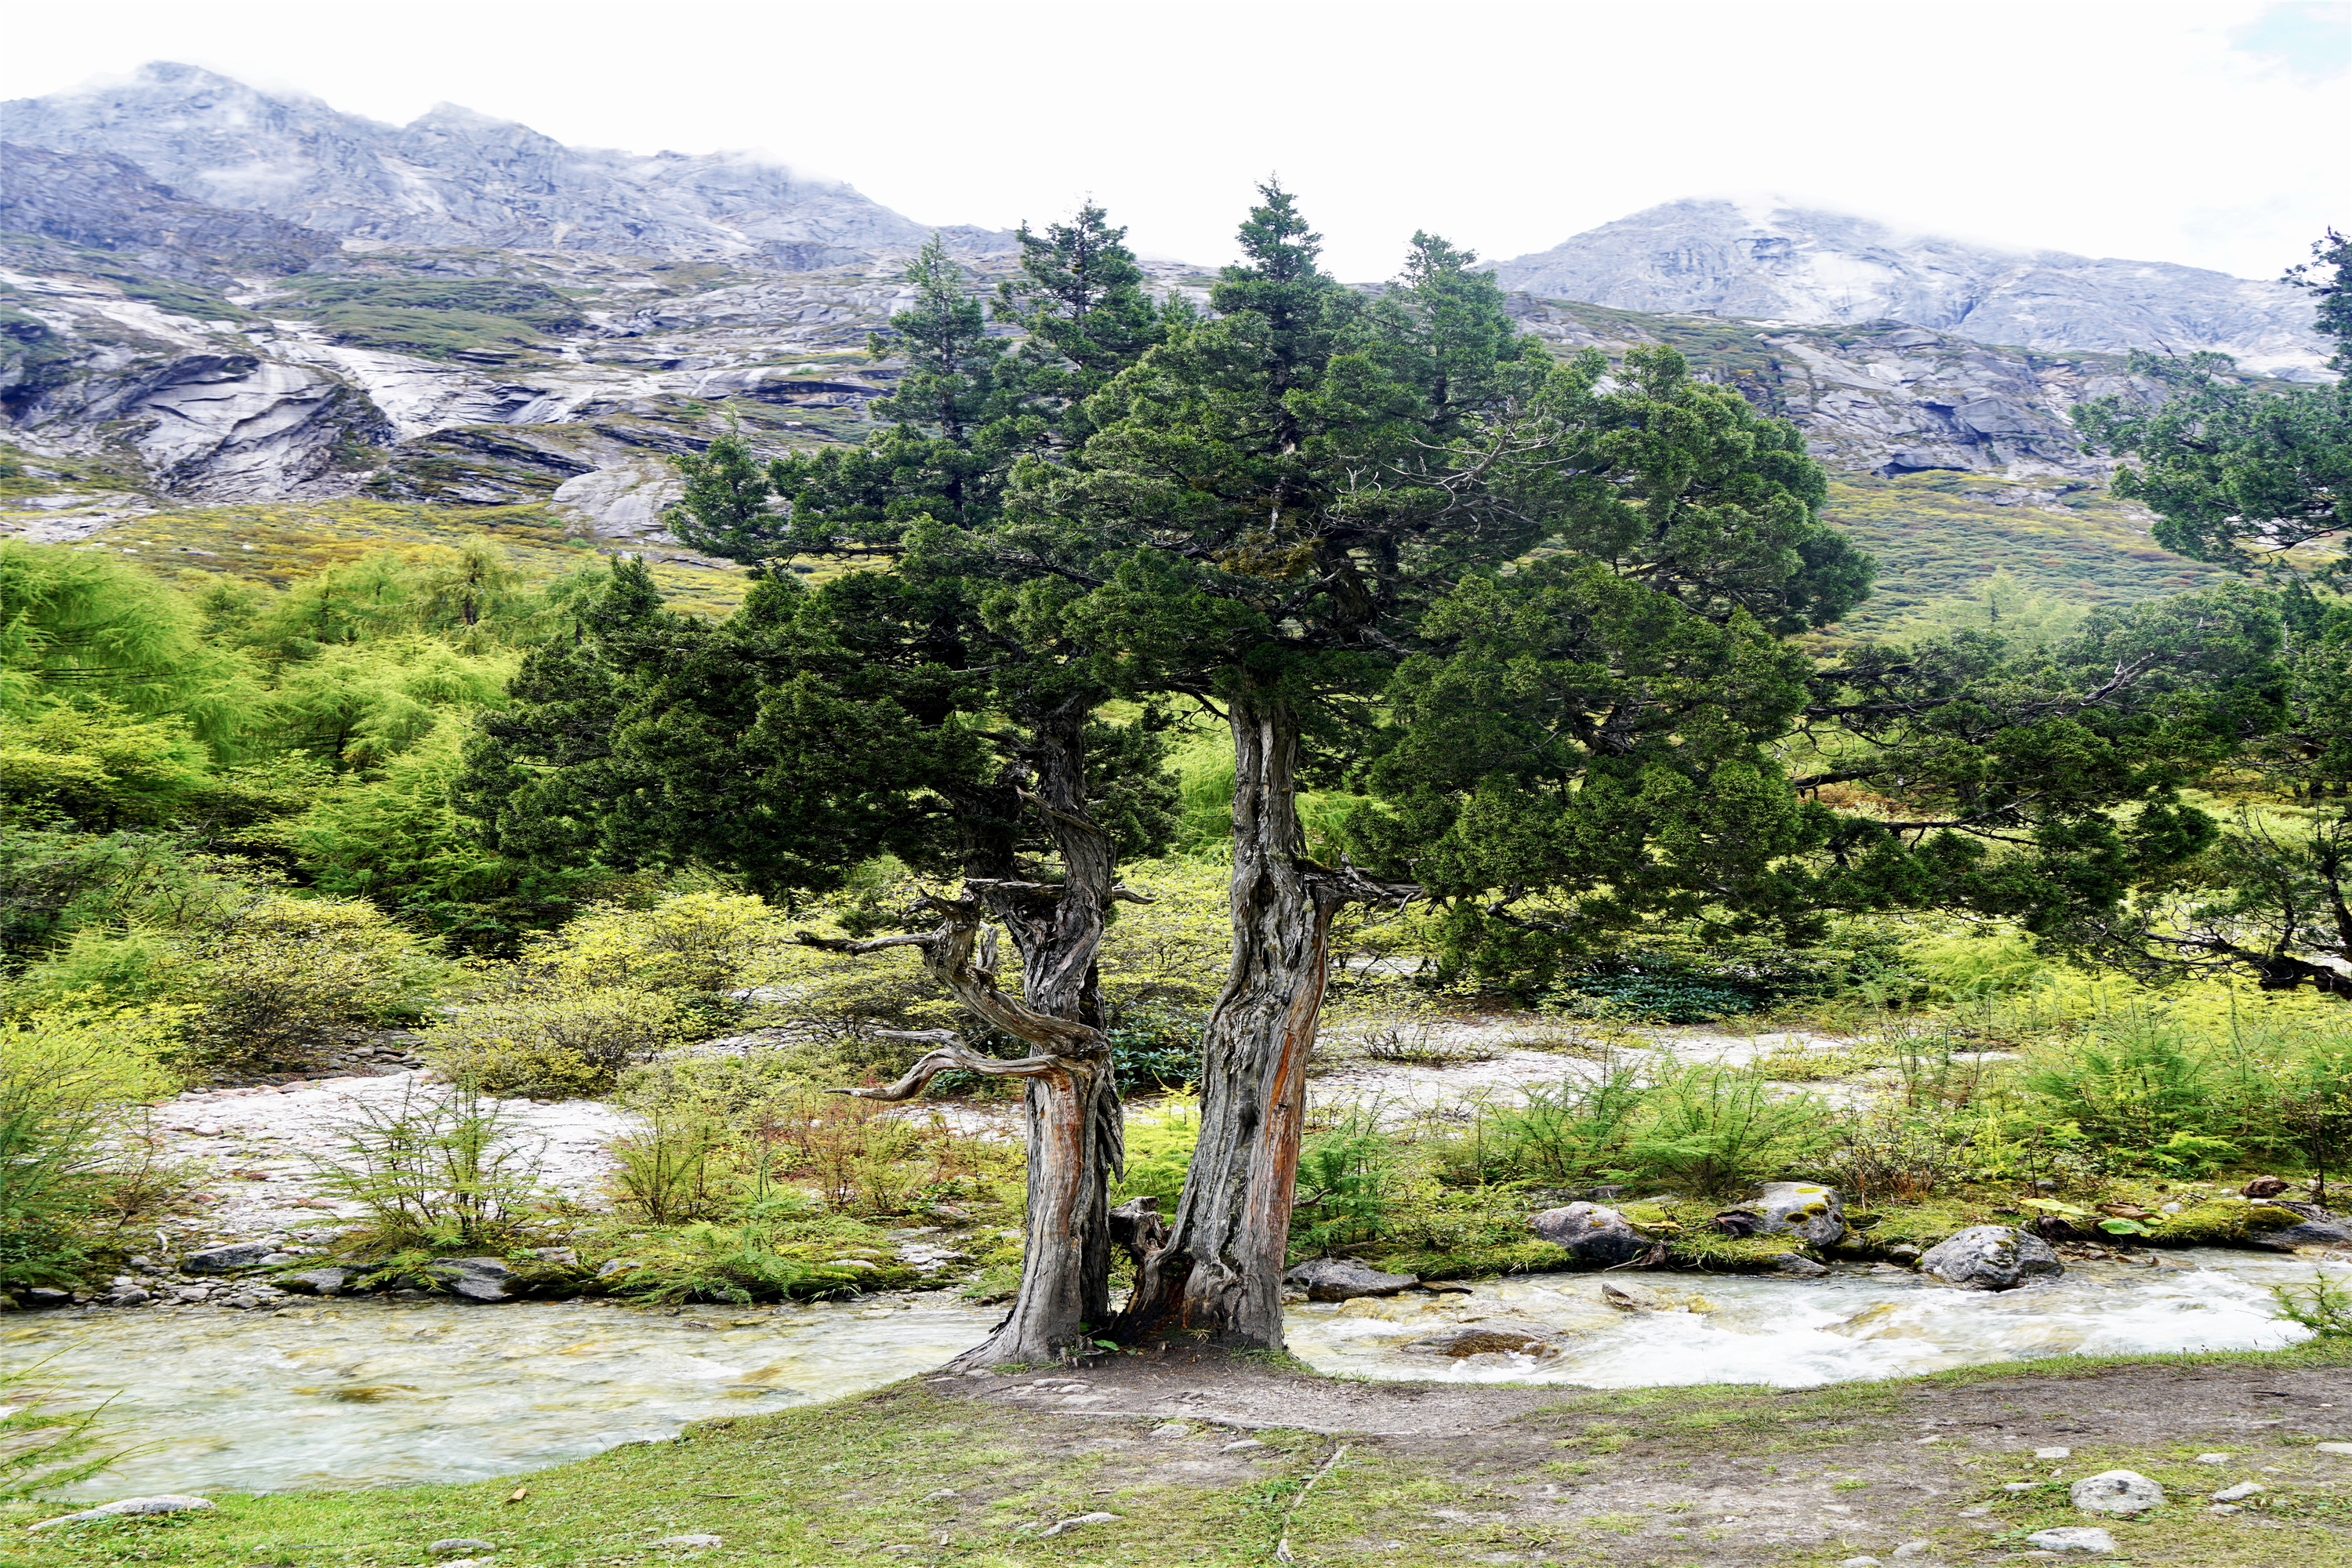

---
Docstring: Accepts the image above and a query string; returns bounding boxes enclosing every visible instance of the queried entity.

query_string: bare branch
[831,1033,1065,1102]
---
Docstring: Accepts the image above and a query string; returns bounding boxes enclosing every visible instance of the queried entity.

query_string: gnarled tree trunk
[1121,693,1337,1347]
[818,707,1131,1367]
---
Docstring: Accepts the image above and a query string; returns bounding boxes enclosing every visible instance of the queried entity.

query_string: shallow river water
[4,1250,2336,1497]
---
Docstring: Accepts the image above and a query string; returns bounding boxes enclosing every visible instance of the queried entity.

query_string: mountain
[0,142,339,281]
[0,61,1006,267]
[1494,199,2330,379]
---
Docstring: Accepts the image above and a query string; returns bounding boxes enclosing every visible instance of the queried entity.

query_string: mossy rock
[1663,1232,1807,1271]
[1366,1240,1570,1281]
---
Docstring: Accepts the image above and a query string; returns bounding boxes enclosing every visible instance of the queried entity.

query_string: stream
[4,1250,2335,1498]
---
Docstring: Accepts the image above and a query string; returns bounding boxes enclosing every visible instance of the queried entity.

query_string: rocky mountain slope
[2,62,1007,267]
[0,64,2298,626]
[1495,199,2330,379]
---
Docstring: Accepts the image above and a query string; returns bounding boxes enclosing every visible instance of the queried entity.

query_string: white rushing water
[1288,1250,2329,1388]
[3,1250,2335,1497]
[3,1294,1000,1497]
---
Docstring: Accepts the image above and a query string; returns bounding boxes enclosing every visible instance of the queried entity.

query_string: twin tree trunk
[829,694,1392,1359]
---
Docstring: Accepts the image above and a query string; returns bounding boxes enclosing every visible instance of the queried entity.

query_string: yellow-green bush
[528,891,791,994]
[0,1007,183,1290]
[423,978,683,1096]
[13,893,443,1074]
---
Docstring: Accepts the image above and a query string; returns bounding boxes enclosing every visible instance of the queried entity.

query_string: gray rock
[1890,1544,1934,1561]
[1752,1181,1846,1247]
[2209,1482,2263,1501]
[2025,1525,2118,1553]
[429,1541,498,1555]
[1400,1318,1577,1358]
[29,1495,215,1530]
[1283,1257,1417,1301]
[1772,1252,1831,1278]
[1600,1282,1667,1312]
[278,1268,352,1296]
[423,1257,515,1302]
[2070,1470,2163,1514]
[1529,1202,1657,1267]
[1035,1512,1120,1538]
[651,1534,723,1548]
[103,1286,151,1307]
[183,1241,275,1274]
[1918,1226,2063,1291]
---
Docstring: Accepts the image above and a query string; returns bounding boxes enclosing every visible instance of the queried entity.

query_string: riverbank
[13,1341,2352,1566]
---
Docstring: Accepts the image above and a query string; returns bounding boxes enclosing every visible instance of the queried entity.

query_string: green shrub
[424,975,683,1095]
[170,895,444,1071]
[0,1009,180,1290]
[590,1212,913,1305]
[1446,1060,1649,1185]
[306,1083,551,1256]
[1624,1065,1835,1196]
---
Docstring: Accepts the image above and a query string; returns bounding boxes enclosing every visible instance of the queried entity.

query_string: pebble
[1221,1439,1265,1452]
[2193,1452,2231,1465]
[28,1496,215,1531]
[2026,1525,2117,1554]
[2210,1481,2263,1501]
[651,1534,722,1548]
[2069,1470,2163,1514]
[1839,1559,1882,1567]
[1148,1421,1189,1437]
[2033,1446,2071,1459]
[2003,1482,2042,1493]
[2208,1503,2241,1515]
[1034,1512,1120,1538]
[2317,1442,2352,1456]
[920,1489,958,1501]
[1890,1543,1934,1560]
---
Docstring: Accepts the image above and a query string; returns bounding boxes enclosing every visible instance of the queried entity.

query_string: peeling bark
[811,707,1130,1367]
[1123,695,1330,1345]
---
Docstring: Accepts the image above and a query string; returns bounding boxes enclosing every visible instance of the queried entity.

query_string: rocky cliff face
[0,143,339,281]
[1495,200,2329,379]
[1,62,1007,264]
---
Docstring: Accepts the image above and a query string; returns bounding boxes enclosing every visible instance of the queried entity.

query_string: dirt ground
[923,1348,2352,1564]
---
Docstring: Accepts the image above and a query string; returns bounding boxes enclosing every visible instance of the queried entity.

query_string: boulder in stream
[1402,1318,1577,1358]
[2249,1201,2352,1248]
[1530,1202,1657,1266]
[1284,1257,1417,1301]
[1751,1181,1846,1247]
[278,1268,352,1295]
[183,1242,274,1274]
[1918,1226,2063,1290]
[422,1257,516,1302]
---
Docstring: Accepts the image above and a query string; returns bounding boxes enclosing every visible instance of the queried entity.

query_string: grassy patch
[74,499,750,619]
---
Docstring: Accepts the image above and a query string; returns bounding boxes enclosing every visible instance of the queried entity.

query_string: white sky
[2,0,2345,281]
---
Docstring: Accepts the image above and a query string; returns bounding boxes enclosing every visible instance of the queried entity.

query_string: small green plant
[307,1083,550,1254]
[1294,1115,1394,1250]
[612,1107,728,1223]
[2271,1270,2352,1338]
[1624,1065,1835,1196]
[0,1358,133,1499]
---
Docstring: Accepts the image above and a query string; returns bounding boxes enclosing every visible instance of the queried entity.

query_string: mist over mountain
[1494,199,2330,378]
[1,61,1008,267]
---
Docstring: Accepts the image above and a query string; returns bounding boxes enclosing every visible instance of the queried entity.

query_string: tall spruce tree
[494,215,1178,1365]
[1002,187,1871,1345]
